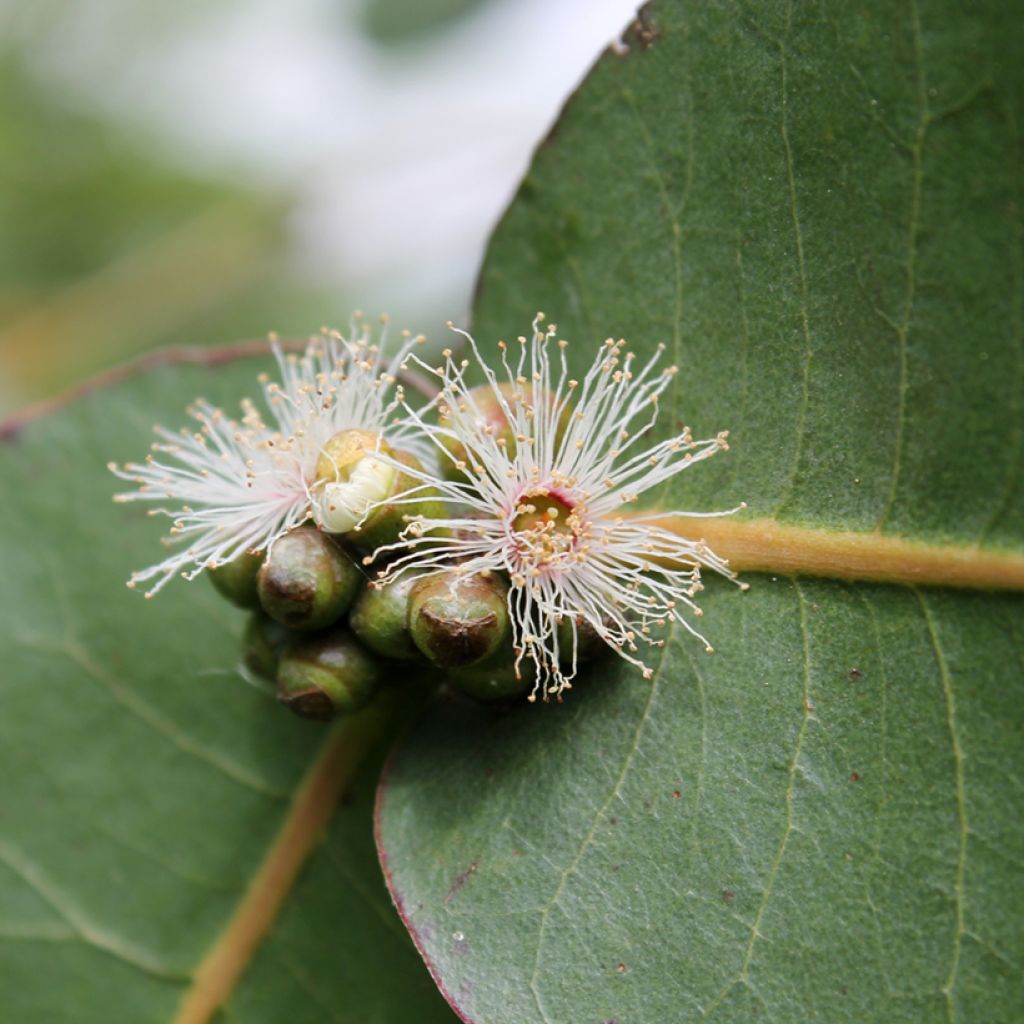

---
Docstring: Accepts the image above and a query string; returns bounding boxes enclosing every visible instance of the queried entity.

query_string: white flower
[372,314,746,701]
[109,315,425,597]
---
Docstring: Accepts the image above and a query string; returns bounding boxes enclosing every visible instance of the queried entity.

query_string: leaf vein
[61,638,285,800]
[703,578,812,1017]
[527,631,671,1021]
[876,0,930,530]
[918,591,968,1024]
[771,4,815,519]
[0,840,187,981]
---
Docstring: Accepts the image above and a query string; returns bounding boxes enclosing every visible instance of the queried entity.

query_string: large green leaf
[376,2,1024,1022]
[0,357,457,1023]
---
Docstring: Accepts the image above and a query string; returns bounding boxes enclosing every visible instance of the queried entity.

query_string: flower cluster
[109,314,425,596]
[369,314,746,700]
[112,312,745,704]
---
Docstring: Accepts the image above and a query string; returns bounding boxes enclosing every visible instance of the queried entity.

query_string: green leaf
[0,55,352,417]
[359,0,493,45]
[376,2,1024,1022]
[0,357,457,1023]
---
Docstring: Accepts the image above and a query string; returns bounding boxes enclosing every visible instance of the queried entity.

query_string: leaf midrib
[4,346,1022,593]
[172,691,407,1024]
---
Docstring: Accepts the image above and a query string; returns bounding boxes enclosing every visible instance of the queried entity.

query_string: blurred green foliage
[0,55,346,415]
[360,0,491,44]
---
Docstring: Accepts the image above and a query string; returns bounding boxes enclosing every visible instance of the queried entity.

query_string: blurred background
[0,0,639,416]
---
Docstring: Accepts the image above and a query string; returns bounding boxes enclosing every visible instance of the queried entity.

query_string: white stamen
[111,316,426,596]
[371,314,745,701]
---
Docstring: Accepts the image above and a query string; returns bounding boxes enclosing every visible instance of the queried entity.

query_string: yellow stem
[654,515,1024,591]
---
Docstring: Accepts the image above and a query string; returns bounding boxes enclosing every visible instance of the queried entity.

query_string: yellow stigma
[511,488,588,571]
[512,491,575,534]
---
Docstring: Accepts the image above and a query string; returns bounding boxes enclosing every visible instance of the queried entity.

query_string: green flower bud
[276,628,381,720]
[348,573,423,661]
[449,654,530,703]
[408,572,509,668]
[208,551,263,609]
[241,612,293,681]
[351,447,445,553]
[257,526,361,631]
[310,429,443,552]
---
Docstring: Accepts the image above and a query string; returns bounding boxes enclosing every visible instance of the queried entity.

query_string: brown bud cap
[276,627,381,720]
[408,572,509,668]
[257,526,361,631]
[208,551,263,609]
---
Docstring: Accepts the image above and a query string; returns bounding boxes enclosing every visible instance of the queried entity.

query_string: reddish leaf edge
[374,738,476,1024]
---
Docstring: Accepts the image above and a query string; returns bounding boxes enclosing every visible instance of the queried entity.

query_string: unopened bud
[241,612,293,681]
[311,429,396,535]
[257,526,361,631]
[208,551,263,609]
[450,654,530,702]
[276,628,381,720]
[311,429,442,551]
[348,573,423,661]
[351,447,446,553]
[408,572,509,668]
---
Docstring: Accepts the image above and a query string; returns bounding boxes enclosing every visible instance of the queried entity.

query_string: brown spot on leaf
[722,889,736,904]
[616,962,628,974]
[617,4,659,52]
[444,860,479,905]
[850,772,861,783]
[672,789,682,799]
[849,668,863,681]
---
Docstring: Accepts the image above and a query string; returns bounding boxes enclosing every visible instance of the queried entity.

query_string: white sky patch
[2,0,642,321]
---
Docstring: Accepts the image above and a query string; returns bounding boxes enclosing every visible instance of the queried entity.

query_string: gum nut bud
[449,654,531,703]
[276,628,381,720]
[349,447,445,553]
[208,550,263,609]
[408,572,510,668]
[241,612,293,681]
[348,574,423,661]
[257,526,361,631]
[311,429,397,536]
[556,615,608,664]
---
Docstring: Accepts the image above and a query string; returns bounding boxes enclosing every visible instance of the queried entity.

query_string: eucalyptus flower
[109,315,427,596]
[370,315,747,701]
